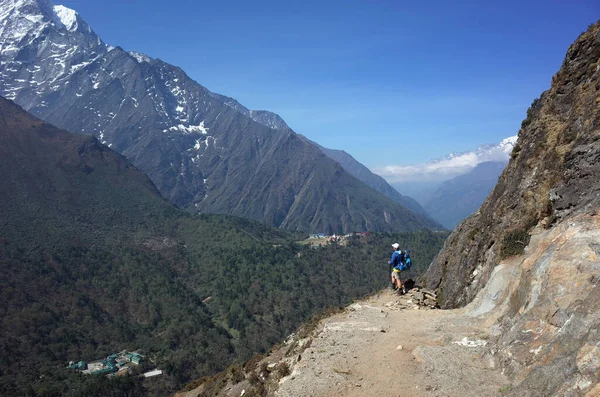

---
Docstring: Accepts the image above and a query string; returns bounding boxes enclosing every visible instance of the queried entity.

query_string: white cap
[392,243,400,249]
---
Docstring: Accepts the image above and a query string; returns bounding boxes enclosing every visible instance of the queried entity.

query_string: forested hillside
[0,97,448,396]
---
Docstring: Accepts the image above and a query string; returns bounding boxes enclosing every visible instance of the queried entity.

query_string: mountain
[381,135,516,188]
[311,144,438,223]
[0,0,437,234]
[221,103,439,226]
[0,96,449,396]
[423,21,600,394]
[422,161,507,229]
[210,93,292,131]
[428,136,516,168]
[376,136,516,225]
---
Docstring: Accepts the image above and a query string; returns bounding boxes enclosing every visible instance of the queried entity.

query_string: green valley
[0,97,447,396]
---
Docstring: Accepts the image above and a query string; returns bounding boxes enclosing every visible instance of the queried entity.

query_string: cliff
[424,21,600,308]
[420,21,600,396]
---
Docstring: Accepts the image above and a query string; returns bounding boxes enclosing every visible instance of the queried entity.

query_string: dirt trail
[274,289,510,397]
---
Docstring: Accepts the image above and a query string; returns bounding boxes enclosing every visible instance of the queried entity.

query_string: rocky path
[274,289,510,397]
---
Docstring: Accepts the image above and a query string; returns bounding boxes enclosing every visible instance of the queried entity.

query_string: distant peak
[0,0,54,19]
[0,0,53,9]
[53,4,78,31]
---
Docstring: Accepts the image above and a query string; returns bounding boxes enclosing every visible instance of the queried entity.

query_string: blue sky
[60,0,598,169]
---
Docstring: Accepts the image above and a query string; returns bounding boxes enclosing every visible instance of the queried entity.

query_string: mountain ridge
[422,161,507,229]
[225,104,439,225]
[0,0,438,234]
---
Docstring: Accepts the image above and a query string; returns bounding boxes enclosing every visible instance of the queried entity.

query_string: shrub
[276,362,290,378]
[501,228,531,258]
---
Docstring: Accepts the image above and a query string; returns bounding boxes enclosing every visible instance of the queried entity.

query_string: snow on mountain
[129,51,152,63]
[375,135,518,183]
[0,0,107,104]
[0,0,440,233]
[53,5,77,31]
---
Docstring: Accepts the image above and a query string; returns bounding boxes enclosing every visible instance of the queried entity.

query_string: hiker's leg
[393,271,401,292]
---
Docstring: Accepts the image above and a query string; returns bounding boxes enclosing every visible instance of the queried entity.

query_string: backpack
[399,251,412,271]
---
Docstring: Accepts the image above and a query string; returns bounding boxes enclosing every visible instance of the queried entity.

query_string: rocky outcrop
[464,213,600,396]
[423,21,600,308]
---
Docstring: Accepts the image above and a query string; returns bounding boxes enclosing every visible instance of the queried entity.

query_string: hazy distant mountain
[382,136,516,225]
[428,137,516,168]
[421,161,507,229]
[378,136,517,185]
[0,0,438,234]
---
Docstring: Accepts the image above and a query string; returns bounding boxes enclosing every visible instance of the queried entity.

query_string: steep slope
[423,21,600,308]
[220,101,438,226]
[314,144,438,223]
[421,21,600,396]
[0,0,436,234]
[422,161,507,229]
[0,96,236,394]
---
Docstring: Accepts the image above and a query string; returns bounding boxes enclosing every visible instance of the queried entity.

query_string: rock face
[424,21,600,308]
[464,213,600,396]
[422,21,600,396]
[0,0,438,234]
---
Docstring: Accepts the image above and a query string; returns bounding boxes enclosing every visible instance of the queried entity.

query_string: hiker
[388,243,406,294]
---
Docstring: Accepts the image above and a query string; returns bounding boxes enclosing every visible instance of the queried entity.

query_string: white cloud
[375,136,517,183]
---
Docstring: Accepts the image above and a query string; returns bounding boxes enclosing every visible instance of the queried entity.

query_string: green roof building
[68,361,87,370]
[124,353,142,364]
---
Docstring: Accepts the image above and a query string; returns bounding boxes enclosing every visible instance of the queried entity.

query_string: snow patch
[168,121,209,135]
[70,60,94,73]
[129,51,151,63]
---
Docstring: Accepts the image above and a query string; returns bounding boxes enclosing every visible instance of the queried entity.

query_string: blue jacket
[388,250,403,270]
